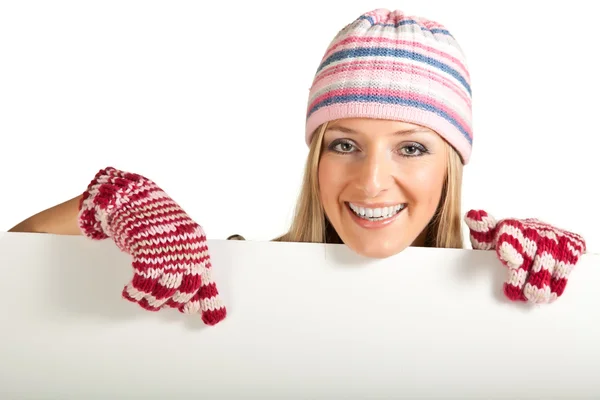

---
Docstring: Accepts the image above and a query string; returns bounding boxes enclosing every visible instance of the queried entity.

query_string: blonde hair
[270,122,465,248]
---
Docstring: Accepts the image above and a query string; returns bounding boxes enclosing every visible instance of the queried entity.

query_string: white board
[1,232,599,399]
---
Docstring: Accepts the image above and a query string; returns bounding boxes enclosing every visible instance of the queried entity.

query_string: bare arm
[8,195,83,235]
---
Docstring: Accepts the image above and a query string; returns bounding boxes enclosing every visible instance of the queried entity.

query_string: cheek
[318,157,345,207]
[402,162,446,208]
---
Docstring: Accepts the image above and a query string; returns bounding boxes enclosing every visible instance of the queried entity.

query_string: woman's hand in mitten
[464,210,586,304]
[78,167,226,325]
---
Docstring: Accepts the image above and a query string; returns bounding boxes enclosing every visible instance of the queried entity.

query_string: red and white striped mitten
[78,166,226,325]
[464,210,586,304]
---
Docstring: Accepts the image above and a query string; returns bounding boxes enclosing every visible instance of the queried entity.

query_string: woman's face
[318,118,449,258]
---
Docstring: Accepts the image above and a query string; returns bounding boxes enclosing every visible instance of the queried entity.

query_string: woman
[8,9,587,326]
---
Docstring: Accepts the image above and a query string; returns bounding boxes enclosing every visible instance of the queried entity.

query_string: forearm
[8,195,83,235]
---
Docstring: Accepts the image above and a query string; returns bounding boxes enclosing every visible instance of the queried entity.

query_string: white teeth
[348,203,406,221]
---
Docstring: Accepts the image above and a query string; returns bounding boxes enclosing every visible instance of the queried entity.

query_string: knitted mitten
[464,210,586,304]
[78,166,226,325]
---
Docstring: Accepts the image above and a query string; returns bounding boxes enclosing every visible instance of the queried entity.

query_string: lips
[347,202,406,221]
[344,201,407,229]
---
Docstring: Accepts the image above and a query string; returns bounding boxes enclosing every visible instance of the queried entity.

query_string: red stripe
[557,236,584,264]
[129,274,158,294]
[465,209,489,222]
[121,216,199,238]
[131,257,210,272]
[469,230,495,246]
[78,208,108,240]
[116,210,194,241]
[176,273,203,295]
[202,308,227,326]
[137,298,162,311]
[150,283,179,301]
[121,224,206,252]
[122,287,164,312]
[503,284,527,302]
[130,233,208,252]
[163,297,185,310]
[550,277,568,297]
[199,282,219,300]
[525,268,552,291]
[130,260,205,274]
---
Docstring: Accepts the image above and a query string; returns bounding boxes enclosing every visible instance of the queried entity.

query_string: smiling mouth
[346,202,407,221]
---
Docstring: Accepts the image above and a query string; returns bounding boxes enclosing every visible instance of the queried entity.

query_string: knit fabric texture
[305,8,473,164]
[464,210,587,303]
[78,167,226,325]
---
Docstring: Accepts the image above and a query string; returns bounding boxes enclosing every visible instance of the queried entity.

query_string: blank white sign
[1,232,599,399]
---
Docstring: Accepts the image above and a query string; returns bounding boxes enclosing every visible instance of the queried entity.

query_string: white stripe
[131,237,208,252]
[553,260,574,280]
[180,300,200,314]
[200,267,216,287]
[134,251,210,265]
[506,268,528,288]
[133,265,204,279]
[531,251,557,274]
[124,282,150,301]
[114,204,188,238]
[117,212,197,242]
[200,296,225,312]
[143,293,170,309]
[316,54,470,100]
[537,229,558,244]
[134,245,209,257]
[127,222,204,242]
[567,241,584,258]
[497,224,537,259]
[158,272,183,289]
[464,214,497,233]
[523,283,551,304]
[497,241,524,269]
[170,290,195,305]
[112,197,183,225]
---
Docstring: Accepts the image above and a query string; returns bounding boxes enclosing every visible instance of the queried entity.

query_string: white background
[1,0,598,253]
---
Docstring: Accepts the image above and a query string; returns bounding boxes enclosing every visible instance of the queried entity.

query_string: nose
[355,148,393,198]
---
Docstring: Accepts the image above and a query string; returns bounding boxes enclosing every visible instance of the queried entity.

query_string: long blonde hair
[271,122,464,248]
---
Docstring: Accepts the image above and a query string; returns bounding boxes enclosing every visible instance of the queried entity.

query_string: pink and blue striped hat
[305,9,473,164]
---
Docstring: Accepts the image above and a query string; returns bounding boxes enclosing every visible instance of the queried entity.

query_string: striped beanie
[305,9,473,164]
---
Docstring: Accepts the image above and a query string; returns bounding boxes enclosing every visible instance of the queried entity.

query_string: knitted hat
[305,9,473,164]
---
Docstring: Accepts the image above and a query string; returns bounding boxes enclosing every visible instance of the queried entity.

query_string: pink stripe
[322,36,469,81]
[308,87,471,135]
[311,59,471,107]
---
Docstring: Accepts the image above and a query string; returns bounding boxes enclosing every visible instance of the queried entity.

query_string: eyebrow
[327,126,431,135]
